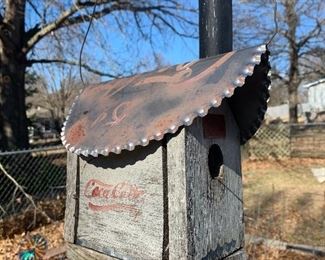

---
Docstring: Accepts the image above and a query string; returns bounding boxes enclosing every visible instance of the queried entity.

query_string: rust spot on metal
[66,119,86,145]
[154,116,174,129]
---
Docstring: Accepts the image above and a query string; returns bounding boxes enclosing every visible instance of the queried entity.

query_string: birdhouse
[62,45,270,259]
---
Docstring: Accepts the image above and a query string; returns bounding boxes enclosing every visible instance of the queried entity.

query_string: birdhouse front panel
[74,142,165,259]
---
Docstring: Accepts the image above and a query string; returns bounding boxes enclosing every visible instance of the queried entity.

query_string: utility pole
[199,0,233,58]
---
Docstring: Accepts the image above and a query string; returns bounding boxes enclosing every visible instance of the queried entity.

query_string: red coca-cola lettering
[84,179,145,218]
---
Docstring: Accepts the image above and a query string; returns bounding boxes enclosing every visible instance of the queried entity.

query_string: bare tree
[34,66,85,134]
[234,0,325,123]
[0,0,197,150]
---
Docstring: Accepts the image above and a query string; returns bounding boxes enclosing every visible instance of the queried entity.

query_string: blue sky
[28,0,200,84]
[28,0,324,87]
[161,36,198,65]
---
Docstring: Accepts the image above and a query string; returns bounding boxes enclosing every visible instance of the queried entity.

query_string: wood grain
[75,142,164,259]
[64,152,78,243]
[186,102,244,259]
[67,243,117,259]
[167,129,189,259]
[167,100,244,259]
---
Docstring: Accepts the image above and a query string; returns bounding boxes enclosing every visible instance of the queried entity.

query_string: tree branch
[297,20,322,50]
[151,12,197,38]
[0,162,37,227]
[23,0,88,53]
[271,70,289,85]
[28,58,120,78]
[26,0,44,23]
[23,1,197,54]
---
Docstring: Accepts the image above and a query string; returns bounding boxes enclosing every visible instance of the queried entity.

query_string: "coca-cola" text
[83,179,145,218]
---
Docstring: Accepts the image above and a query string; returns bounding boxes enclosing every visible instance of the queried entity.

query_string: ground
[245,244,323,260]
[243,158,325,247]
[0,222,63,259]
[0,158,324,259]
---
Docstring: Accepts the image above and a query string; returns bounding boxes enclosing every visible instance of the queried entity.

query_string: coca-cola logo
[84,179,145,218]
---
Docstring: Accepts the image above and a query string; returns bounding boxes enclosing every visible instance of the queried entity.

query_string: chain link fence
[245,123,325,159]
[246,124,291,159]
[0,146,66,220]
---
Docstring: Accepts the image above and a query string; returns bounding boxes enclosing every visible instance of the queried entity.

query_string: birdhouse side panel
[166,101,244,259]
[185,102,243,259]
[67,144,165,259]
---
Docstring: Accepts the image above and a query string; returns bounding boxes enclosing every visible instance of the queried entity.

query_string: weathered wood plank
[185,102,244,259]
[67,243,117,259]
[167,129,188,259]
[64,152,78,243]
[166,101,244,259]
[44,245,67,259]
[75,142,164,259]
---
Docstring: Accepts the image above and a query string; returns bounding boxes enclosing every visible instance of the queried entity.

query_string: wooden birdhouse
[62,45,270,259]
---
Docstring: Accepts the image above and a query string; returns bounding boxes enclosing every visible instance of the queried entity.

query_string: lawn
[243,158,325,248]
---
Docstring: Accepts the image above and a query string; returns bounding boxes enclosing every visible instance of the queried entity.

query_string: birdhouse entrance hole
[208,144,224,179]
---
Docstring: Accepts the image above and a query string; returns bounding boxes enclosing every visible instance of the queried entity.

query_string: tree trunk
[288,81,299,124]
[284,0,299,124]
[0,50,29,150]
[0,0,29,150]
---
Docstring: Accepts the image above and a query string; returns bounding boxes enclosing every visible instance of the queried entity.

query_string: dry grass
[0,222,64,259]
[243,158,325,247]
[0,198,65,259]
[246,244,324,260]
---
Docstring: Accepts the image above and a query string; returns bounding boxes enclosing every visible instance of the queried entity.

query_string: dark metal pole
[199,0,233,59]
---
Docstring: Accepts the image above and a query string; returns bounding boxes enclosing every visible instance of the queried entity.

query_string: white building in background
[265,104,289,122]
[266,78,325,123]
[303,78,325,113]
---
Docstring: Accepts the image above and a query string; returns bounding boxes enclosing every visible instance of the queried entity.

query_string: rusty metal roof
[61,45,270,157]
